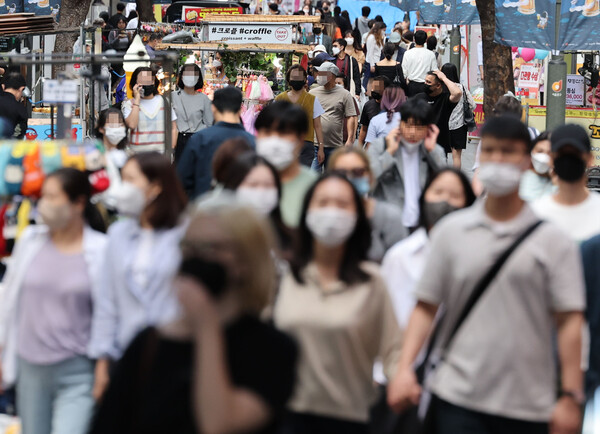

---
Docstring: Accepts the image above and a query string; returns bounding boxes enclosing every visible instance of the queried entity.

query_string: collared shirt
[416,201,585,422]
[401,145,421,228]
[274,262,402,423]
[88,219,186,360]
[401,47,439,82]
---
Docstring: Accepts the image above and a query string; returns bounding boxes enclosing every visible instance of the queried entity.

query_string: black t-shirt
[360,98,382,128]
[89,316,298,434]
[416,91,457,153]
[0,93,28,139]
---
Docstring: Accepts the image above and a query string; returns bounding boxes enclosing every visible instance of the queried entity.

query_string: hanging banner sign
[517,63,540,88]
[558,0,600,50]
[419,0,479,25]
[414,26,439,38]
[182,6,243,23]
[206,23,293,44]
[566,74,585,106]
[396,0,420,11]
[494,0,555,49]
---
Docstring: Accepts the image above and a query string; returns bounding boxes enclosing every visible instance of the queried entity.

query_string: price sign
[43,79,79,104]
[566,74,585,107]
[517,64,541,89]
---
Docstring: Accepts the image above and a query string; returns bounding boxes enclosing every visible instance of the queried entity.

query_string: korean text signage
[182,6,242,23]
[206,23,292,44]
[517,63,540,100]
[566,74,585,106]
[43,79,78,104]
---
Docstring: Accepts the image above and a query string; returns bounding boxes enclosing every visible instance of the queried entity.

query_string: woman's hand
[176,276,220,333]
[132,83,142,102]
[92,359,111,402]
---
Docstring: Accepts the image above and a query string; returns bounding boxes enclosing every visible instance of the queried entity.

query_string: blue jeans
[311,146,336,173]
[17,356,95,434]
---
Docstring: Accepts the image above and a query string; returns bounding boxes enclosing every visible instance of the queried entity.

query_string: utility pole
[450,25,461,73]
[546,0,566,130]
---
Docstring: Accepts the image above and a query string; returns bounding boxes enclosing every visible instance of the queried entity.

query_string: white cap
[313,44,327,54]
[314,61,340,75]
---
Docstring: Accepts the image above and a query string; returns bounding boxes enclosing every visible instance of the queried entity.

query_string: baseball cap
[550,124,591,153]
[314,50,336,62]
[314,61,340,75]
[389,32,401,43]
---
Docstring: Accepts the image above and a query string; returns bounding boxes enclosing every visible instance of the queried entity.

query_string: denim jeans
[17,356,95,434]
[311,146,336,173]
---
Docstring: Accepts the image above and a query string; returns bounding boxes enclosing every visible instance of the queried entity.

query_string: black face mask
[371,91,382,101]
[289,80,305,91]
[142,85,156,97]
[553,153,587,182]
[179,257,228,298]
[423,84,434,95]
[313,28,322,35]
[423,200,459,229]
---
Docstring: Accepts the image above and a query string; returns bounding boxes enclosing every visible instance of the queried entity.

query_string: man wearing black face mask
[275,64,326,167]
[306,25,332,55]
[358,75,390,148]
[532,124,600,242]
[416,70,462,156]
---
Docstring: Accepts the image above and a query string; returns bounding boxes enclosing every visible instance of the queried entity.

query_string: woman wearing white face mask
[344,29,365,72]
[211,52,229,86]
[274,173,402,434]
[88,152,188,401]
[96,108,129,211]
[519,131,557,202]
[220,151,294,261]
[0,169,106,434]
[172,64,214,164]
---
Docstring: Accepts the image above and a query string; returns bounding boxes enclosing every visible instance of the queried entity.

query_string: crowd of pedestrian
[0,2,599,434]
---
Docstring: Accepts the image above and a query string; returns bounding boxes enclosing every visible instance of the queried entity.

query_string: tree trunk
[136,0,154,23]
[476,0,515,116]
[52,0,93,77]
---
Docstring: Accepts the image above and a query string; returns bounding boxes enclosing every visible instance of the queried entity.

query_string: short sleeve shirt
[415,201,585,422]
[416,91,456,153]
[309,85,357,147]
[360,99,383,128]
[365,112,401,144]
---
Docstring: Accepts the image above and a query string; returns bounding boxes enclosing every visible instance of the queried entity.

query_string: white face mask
[104,126,127,145]
[531,152,551,175]
[256,136,297,170]
[345,38,354,45]
[478,162,523,196]
[182,75,198,88]
[332,46,341,55]
[114,182,147,218]
[401,139,421,152]
[212,60,222,68]
[306,207,357,247]
[236,187,279,215]
[316,75,329,86]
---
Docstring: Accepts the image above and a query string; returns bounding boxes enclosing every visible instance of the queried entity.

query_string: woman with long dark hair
[441,63,475,169]
[171,63,213,163]
[0,168,107,434]
[344,29,365,73]
[89,152,188,401]
[274,173,401,433]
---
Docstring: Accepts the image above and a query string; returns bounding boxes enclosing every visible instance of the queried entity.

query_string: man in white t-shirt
[532,124,600,243]
[401,30,439,97]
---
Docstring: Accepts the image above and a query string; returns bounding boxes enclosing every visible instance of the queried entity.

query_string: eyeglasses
[333,168,368,178]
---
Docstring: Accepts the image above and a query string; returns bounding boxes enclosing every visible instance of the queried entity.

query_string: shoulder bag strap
[420,220,544,370]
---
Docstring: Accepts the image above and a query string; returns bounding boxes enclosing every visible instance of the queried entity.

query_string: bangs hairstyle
[177,63,204,91]
[96,108,128,150]
[128,153,188,229]
[400,97,435,126]
[480,115,533,153]
[292,173,372,285]
[417,168,476,229]
[254,100,308,138]
[130,66,160,91]
[184,204,277,315]
[286,64,307,83]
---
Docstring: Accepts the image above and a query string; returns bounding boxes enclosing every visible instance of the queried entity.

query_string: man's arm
[345,116,357,146]
[387,301,438,412]
[433,70,462,103]
[550,311,584,434]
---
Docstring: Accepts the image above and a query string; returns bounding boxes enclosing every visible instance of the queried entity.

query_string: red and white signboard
[517,63,541,89]
[206,23,292,44]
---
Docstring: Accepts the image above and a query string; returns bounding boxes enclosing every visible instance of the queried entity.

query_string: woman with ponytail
[0,168,107,434]
[364,85,406,147]
[374,42,406,92]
